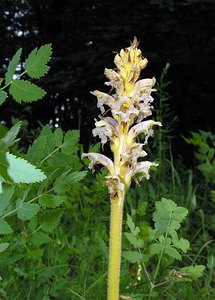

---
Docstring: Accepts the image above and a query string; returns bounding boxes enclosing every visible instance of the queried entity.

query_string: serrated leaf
[47,153,75,167]
[54,170,87,194]
[153,198,188,237]
[168,227,178,240]
[17,200,40,220]
[10,80,46,103]
[173,238,190,253]
[0,151,46,183]
[0,91,7,105]
[0,186,14,217]
[122,251,142,263]
[0,121,22,149]
[89,142,101,153]
[126,214,135,233]
[28,216,38,233]
[124,232,144,248]
[180,265,205,280]
[5,48,22,85]
[40,209,63,232]
[25,44,52,79]
[27,135,47,164]
[32,232,52,246]
[39,194,66,208]
[165,245,182,260]
[0,243,9,253]
[0,219,13,234]
[126,214,140,236]
[62,130,80,154]
[53,128,63,147]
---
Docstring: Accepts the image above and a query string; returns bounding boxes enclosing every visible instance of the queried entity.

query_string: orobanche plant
[82,38,162,299]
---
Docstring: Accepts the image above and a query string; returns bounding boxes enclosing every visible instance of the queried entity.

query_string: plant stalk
[107,190,125,300]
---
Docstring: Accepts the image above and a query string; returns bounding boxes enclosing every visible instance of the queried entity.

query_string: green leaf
[39,194,66,208]
[24,44,52,79]
[54,170,87,194]
[89,142,101,153]
[53,128,64,147]
[32,232,52,246]
[153,198,188,237]
[126,214,140,236]
[28,216,38,233]
[126,214,135,233]
[0,151,46,183]
[165,245,182,260]
[122,250,142,263]
[149,243,162,255]
[180,265,205,280]
[27,135,47,164]
[47,153,75,167]
[0,91,7,105]
[0,219,13,234]
[40,209,63,232]
[0,186,14,216]
[17,199,40,220]
[173,237,190,253]
[0,242,9,253]
[10,80,46,103]
[0,124,8,139]
[124,232,144,248]
[62,130,80,154]
[5,48,22,85]
[0,121,22,149]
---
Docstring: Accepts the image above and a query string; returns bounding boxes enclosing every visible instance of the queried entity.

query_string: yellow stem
[108,190,125,300]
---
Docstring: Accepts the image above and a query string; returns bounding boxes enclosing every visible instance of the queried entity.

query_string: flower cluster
[82,38,161,198]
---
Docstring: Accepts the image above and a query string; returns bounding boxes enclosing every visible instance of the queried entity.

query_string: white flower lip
[133,161,158,180]
[92,117,119,145]
[128,120,162,144]
[82,153,114,173]
[91,90,115,114]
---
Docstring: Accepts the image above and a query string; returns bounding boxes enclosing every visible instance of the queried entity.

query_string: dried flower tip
[114,37,148,95]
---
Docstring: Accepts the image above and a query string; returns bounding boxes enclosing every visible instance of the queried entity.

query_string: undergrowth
[0,46,214,300]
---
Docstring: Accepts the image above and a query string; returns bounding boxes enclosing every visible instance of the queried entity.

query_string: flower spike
[82,38,162,300]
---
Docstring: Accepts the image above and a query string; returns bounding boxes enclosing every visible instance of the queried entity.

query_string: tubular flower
[82,37,161,192]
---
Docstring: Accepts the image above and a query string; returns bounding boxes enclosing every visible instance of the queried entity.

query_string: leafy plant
[0,44,52,104]
[0,44,53,192]
[121,198,205,299]
[0,41,213,300]
[184,130,215,184]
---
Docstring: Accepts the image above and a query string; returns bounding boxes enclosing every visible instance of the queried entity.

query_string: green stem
[107,191,125,300]
[0,70,27,92]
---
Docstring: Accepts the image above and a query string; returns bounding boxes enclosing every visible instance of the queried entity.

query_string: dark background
[0,0,214,163]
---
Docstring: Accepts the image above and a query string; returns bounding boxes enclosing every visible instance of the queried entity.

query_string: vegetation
[0,44,214,300]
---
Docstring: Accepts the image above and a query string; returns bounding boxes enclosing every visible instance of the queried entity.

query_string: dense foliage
[0,46,214,299]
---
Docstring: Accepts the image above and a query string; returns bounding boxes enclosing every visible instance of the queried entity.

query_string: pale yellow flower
[83,38,161,192]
